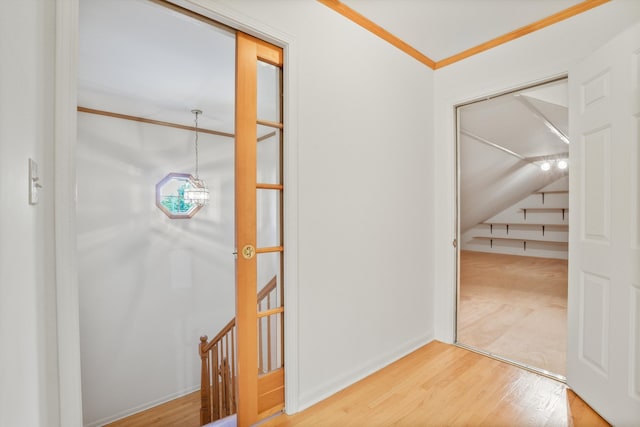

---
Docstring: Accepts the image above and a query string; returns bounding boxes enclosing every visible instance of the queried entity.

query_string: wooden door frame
[54,1,300,424]
[235,32,286,426]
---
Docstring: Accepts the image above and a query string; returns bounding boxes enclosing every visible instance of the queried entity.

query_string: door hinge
[452,239,457,248]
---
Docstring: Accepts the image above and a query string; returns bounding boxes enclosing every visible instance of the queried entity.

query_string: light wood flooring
[106,342,606,427]
[104,391,200,427]
[264,341,606,426]
[457,250,568,376]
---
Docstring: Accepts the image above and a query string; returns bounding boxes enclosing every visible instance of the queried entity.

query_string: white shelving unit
[462,183,569,259]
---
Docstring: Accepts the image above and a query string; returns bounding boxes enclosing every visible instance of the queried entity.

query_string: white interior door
[567,21,640,425]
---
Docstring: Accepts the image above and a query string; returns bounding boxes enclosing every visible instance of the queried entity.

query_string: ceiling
[78,0,237,133]
[78,0,619,132]
[459,79,569,232]
[324,0,609,67]
[79,0,626,232]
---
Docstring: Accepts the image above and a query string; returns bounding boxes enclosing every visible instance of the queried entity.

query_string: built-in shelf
[472,236,568,251]
[483,222,568,227]
[482,222,568,236]
[533,190,568,204]
[469,187,569,255]
[519,207,567,220]
[534,190,568,194]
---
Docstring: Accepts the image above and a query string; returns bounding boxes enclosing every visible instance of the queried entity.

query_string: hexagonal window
[155,172,203,219]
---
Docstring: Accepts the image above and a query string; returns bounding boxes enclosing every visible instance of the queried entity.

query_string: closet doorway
[456,78,569,378]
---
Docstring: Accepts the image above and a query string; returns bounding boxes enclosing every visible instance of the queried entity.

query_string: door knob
[241,245,256,260]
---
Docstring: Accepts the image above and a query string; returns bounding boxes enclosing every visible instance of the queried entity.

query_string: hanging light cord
[192,109,201,179]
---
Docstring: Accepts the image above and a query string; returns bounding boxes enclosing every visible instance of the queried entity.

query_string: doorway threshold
[455,342,567,383]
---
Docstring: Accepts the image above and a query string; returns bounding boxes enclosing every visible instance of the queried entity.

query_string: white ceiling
[340,0,584,61]
[78,0,236,133]
[460,79,568,159]
[78,0,601,233]
[78,0,621,133]
[459,79,569,232]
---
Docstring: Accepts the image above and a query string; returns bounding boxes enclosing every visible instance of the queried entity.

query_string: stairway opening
[77,2,285,426]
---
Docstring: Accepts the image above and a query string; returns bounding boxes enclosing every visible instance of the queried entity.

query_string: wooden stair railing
[199,276,278,425]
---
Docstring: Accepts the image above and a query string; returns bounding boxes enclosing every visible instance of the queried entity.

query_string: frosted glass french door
[235,32,284,427]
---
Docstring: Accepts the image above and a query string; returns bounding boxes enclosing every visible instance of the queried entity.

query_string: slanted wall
[462,177,569,260]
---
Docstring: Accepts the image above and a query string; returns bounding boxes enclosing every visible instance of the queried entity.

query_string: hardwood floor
[457,250,567,375]
[106,342,606,427]
[104,391,200,427]
[263,341,607,427]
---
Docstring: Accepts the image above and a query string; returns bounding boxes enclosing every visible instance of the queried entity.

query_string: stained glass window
[155,172,203,219]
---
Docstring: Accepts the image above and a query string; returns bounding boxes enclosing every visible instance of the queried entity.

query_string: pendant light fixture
[183,109,210,206]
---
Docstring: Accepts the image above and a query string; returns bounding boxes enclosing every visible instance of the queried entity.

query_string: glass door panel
[257,252,283,308]
[235,32,284,427]
[257,251,283,376]
[257,126,282,184]
[257,61,281,123]
[257,189,281,249]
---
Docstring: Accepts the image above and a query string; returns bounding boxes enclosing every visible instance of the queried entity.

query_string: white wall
[433,0,640,342]
[462,177,570,260]
[9,1,640,425]
[189,0,436,412]
[0,0,59,426]
[76,112,237,426]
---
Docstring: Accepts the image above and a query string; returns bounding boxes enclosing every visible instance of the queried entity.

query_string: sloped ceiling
[459,80,569,233]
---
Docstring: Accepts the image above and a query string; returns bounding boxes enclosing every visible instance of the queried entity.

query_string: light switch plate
[29,158,40,205]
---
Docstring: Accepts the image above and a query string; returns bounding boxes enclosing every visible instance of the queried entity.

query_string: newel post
[200,335,211,425]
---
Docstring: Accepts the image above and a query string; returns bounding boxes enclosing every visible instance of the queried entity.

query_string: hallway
[108,341,606,426]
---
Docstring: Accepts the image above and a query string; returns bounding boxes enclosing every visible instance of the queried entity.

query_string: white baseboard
[84,385,200,427]
[295,333,434,413]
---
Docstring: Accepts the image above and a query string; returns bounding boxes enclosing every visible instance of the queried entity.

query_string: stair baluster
[200,276,278,425]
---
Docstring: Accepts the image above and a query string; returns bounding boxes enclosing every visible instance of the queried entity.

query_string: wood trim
[77,106,235,138]
[257,276,278,301]
[257,307,284,319]
[80,106,278,144]
[317,0,610,71]
[316,0,436,69]
[258,368,284,395]
[257,131,277,142]
[257,368,285,416]
[199,337,212,425]
[236,32,284,427]
[256,246,284,254]
[257,119,284,129]
[257,41,283,67]
[434,0,611,69]
[201,319,236,354]
[236,32,260,427]
[257,183,284,190]
[237,32,283,66]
